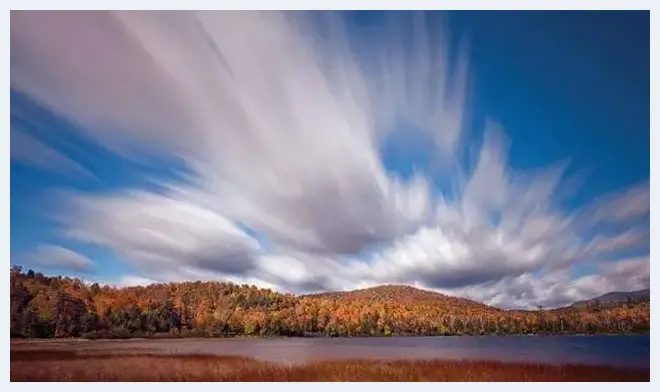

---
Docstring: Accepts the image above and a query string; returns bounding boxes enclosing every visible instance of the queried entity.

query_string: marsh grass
[10,349,649,382]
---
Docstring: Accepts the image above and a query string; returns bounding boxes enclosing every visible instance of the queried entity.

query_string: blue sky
[10,11,649,309]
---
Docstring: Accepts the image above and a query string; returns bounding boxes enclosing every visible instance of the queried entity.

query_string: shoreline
[10,332,651,343]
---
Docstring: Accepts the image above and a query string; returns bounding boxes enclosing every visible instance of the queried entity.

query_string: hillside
[570,289,650,308]
[10,266,650,339]
[304,284,496,312]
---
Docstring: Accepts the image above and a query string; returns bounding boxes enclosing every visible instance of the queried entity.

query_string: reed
[10,349,649,382]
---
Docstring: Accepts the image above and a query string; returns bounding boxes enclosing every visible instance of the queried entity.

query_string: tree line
[10,267,650,339]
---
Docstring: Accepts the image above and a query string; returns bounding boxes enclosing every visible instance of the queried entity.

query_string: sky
[10,10,650,309]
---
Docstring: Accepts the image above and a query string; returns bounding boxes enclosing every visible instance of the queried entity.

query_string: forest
[10,266,650,339]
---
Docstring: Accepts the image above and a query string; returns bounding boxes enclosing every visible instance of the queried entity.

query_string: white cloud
[448,257,650,309]
[62,191,262,277]
[583,181,650,224]
[24,245,94,272]
[581,228,649,258]
[13,10,459,255]
[11,127,95,179]
[116,275,158,288]
[13,11,461,257]
[10,11,649,309]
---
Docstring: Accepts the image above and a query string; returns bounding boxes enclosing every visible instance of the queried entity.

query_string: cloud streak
[11,127,95,179]
[23,245,94,273]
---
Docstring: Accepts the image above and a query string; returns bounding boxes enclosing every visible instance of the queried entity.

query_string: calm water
[17,335,650,368]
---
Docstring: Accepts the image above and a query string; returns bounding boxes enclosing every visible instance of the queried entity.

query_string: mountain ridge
[570,288,650,308]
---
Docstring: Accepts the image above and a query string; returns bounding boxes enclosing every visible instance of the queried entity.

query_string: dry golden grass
[10,350,649,382]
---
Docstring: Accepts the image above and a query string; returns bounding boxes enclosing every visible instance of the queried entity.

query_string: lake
[12,335,650,369]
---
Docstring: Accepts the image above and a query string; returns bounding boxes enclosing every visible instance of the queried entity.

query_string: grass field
[10,349,649,382]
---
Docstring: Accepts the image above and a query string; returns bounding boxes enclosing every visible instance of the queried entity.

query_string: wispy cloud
[23,245,94,273]
[63,190,262,277]
[11,127,95,179]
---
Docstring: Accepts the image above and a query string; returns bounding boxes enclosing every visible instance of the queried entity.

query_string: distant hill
[570,289,650,308]
[303,284,497,312]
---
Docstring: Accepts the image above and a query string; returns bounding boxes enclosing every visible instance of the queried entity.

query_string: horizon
[10,10,650,310]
